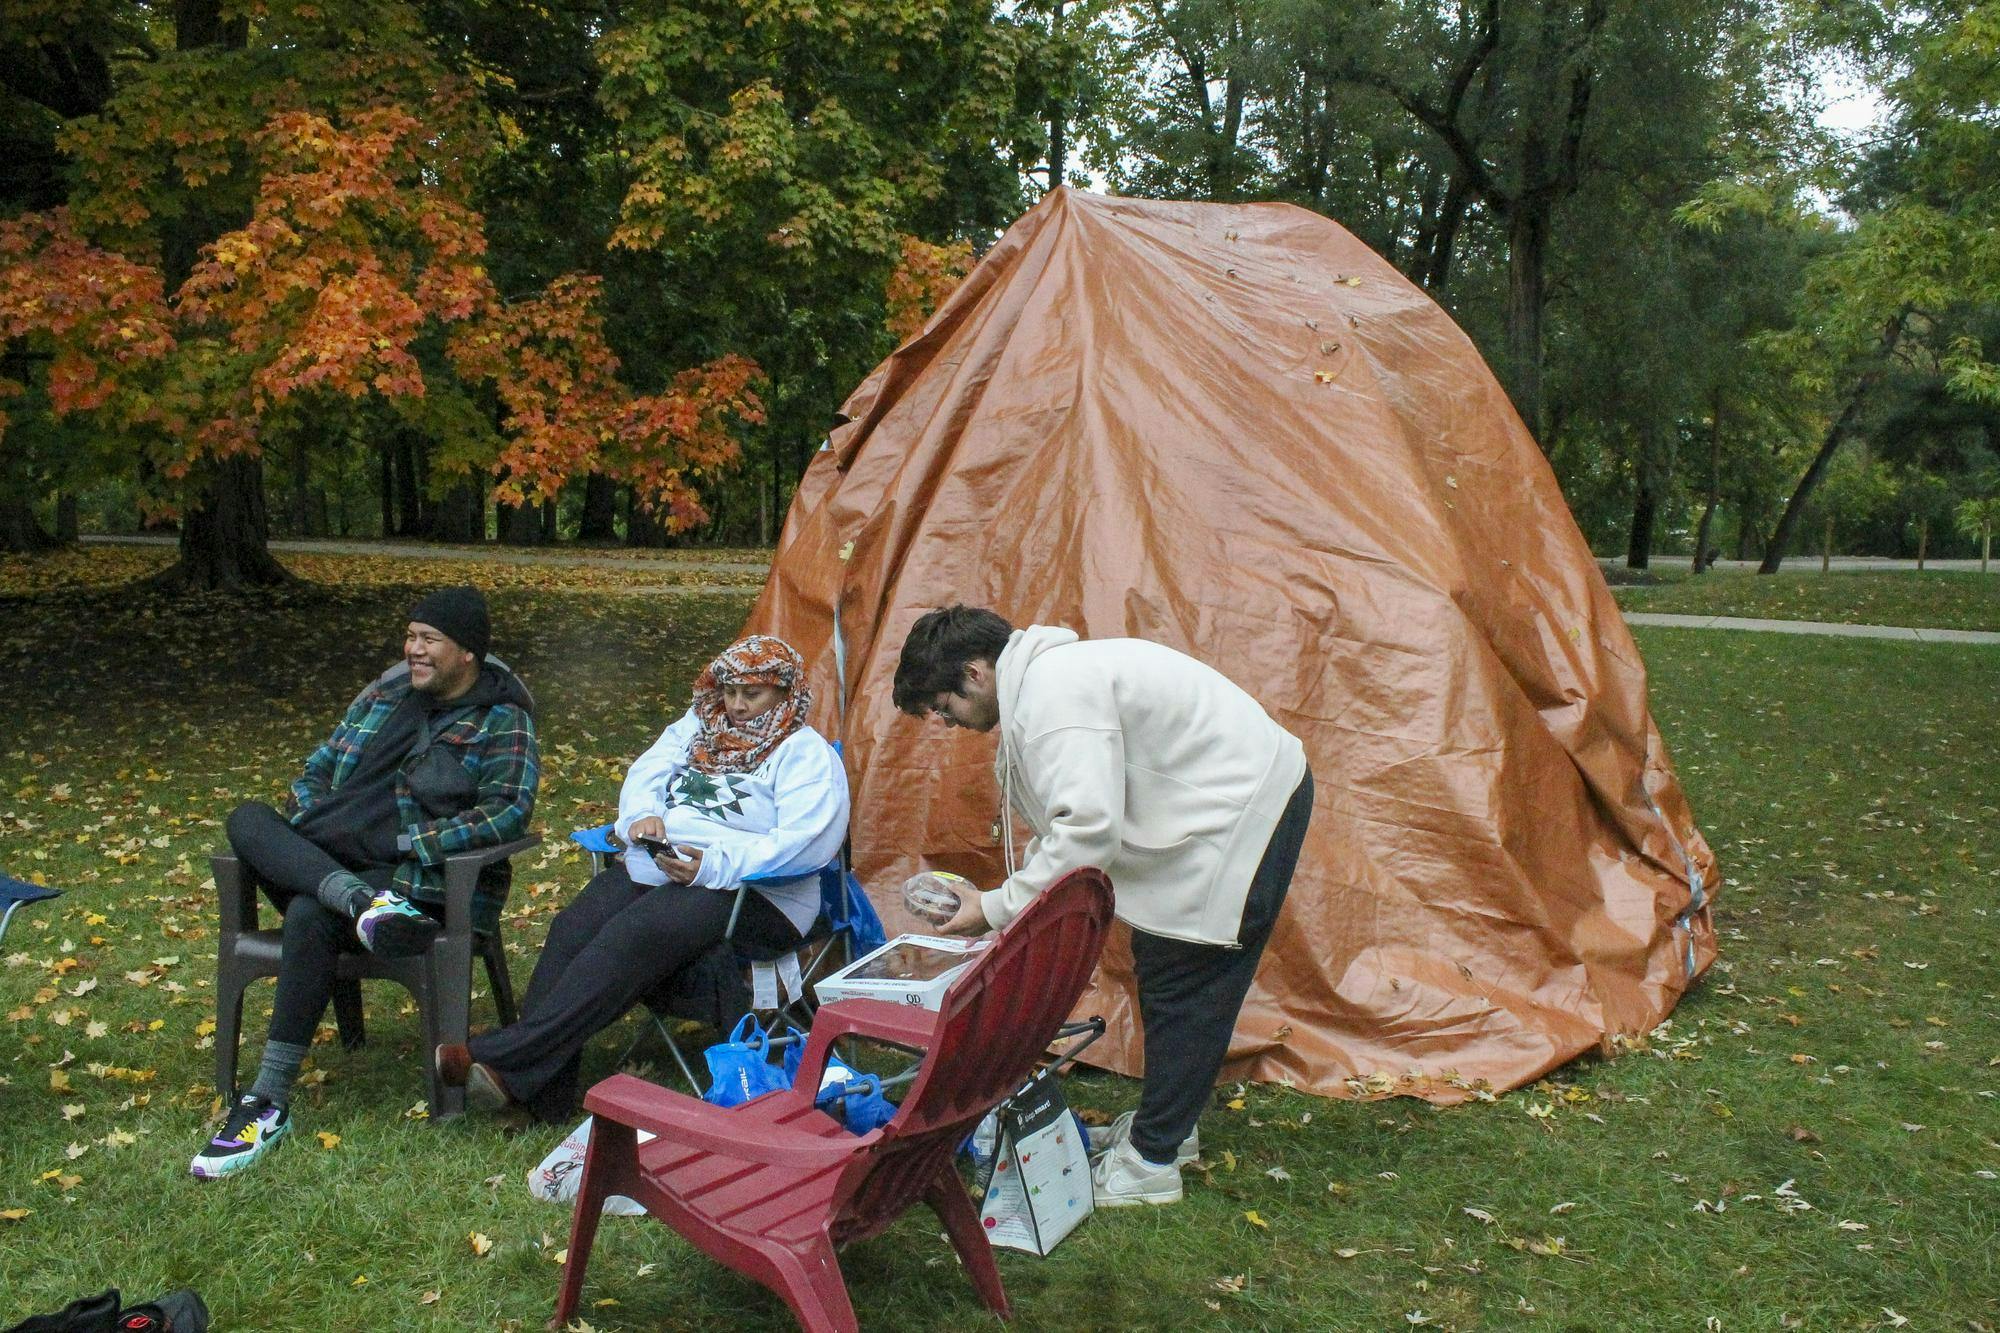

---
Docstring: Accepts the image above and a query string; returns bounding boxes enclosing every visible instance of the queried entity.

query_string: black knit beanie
[409,586,491,662]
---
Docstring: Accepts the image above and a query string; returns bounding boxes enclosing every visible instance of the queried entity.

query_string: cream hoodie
[982,626,1308,946]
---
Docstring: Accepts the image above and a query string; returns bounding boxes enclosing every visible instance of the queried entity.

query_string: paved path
[1623,613,1999,644]
[1604,555,1995,574]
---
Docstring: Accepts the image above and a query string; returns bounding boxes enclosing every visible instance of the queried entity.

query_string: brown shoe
[466,1060,516,1113]
[434,1043,472,1088]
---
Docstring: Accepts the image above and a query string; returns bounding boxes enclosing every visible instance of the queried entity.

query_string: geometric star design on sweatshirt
[668,769,748,820]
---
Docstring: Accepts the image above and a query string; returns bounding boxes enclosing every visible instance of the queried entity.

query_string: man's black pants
[225,802,414,1048]
[469,861,803,1123]
[1127,769,1314,1165]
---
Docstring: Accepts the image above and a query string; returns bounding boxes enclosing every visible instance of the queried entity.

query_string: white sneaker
[1087,1109,1199,1165]
[1092,1136,1184,1207]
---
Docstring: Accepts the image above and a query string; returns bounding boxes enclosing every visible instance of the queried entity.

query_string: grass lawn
[1,552,1995,1331]
[1612,569,2000,632]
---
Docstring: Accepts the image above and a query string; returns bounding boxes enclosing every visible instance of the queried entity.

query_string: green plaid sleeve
[290,690,384,816]
[405,703,540,864]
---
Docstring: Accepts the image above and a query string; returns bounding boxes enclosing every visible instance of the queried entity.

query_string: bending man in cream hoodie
[894,605,1313,1207]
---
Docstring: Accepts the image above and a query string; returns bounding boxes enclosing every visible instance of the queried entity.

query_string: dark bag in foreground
[4,1288,209,1333]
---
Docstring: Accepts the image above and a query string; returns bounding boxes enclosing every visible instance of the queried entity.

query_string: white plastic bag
[527,1115,653,1216]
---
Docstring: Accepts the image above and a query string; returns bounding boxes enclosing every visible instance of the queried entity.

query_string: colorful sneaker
[190,1093,291,1180]
[1091,1135,1184,1207]
[1086,1109,1199,1165]
[355,889,441,957]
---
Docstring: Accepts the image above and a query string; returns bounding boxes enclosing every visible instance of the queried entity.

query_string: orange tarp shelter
[741,188,1717,1101]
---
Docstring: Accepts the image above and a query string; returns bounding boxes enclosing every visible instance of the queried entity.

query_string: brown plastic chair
[552,865,1116,1331]
[211,835,539,1119]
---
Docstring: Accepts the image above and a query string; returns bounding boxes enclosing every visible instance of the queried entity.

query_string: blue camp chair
[0,872,64,949]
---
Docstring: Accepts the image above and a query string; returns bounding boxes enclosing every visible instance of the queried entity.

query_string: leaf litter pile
[0,552,1995,1330]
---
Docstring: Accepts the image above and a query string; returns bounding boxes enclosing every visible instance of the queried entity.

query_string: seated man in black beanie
[191,586,540,1180]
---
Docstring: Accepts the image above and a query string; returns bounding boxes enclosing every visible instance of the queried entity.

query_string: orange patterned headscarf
[687,635,813,774]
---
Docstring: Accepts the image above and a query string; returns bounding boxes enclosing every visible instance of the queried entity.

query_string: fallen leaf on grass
[1462,1207,1496,1225]
[1244,1210,1269,1229]
[61,1104,84,1121]
[469,1232,493,1257]
[1882,1312,1908,1328]
[316,1131,340,1150]
[1266,1166,1291,1182]
[350,1275,367,1288]
[418,1291,440,1306]
[1549,1202,1576,1215]
[1787,1126,1820,1143]
[1213,1275,1246,1293]
[1,1208,33,1221]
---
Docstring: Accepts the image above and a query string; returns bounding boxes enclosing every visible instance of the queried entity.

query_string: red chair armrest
[582,1074,875,1168]
[791,998,944,1090]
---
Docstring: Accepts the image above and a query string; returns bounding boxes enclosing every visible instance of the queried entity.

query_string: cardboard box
[813,932,991,1010]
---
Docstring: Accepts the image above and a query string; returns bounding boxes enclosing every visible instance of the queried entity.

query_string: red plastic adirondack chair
[550,866,1116,1332]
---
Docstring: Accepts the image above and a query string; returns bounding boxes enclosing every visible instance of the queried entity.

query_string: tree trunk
[1916,518,1928,570]
[149,0,277,591]
[577,473,618,542]
[287,435,310,536]
[627,488,667,548]
[1692,396,1722,573]
[1504,203,1549,444]
[1821,515,1833,573]
[428,483,480,543]
[496,501,541,545]
[1759,319,1903,574]
[1626,467,1655,571]
[379,444,394,537]
[393,432,421,536]
[0,498,59,552]
[540,498,558,544]
[148,455,291,592]
[54,493,77,544]
[1046,1,1066,192]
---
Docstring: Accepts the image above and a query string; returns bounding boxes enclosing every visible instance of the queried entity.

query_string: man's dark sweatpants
[225,802,416,1048]
[1126,769,1314,1165]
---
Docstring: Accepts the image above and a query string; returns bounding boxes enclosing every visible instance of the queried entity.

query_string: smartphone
[632,835,698,861]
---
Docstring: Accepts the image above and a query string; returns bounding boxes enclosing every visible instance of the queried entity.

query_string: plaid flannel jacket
[287,674,539,934]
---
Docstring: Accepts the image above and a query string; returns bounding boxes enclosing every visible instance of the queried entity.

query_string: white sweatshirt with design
[613,709,849,933]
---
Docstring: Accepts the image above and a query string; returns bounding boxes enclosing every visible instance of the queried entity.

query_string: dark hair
[893,605,1016,713]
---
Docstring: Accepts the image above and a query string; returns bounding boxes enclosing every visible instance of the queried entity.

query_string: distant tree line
[2,0,1995,582]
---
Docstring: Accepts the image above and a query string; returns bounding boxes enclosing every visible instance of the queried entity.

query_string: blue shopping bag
[701,1014,788,1107]
[816,1073,899,1134]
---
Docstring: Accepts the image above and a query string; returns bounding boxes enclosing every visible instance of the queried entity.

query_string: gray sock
[316,870,374,919]
[247,1038,309,1108]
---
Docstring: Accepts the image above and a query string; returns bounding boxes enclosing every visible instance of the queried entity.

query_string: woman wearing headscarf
[439,635,848,1121]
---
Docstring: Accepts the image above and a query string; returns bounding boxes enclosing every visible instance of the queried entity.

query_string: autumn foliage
[885,235,976,342]
[0,2,764,531]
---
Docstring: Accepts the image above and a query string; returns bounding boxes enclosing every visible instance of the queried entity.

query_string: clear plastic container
[900,870,970,926]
